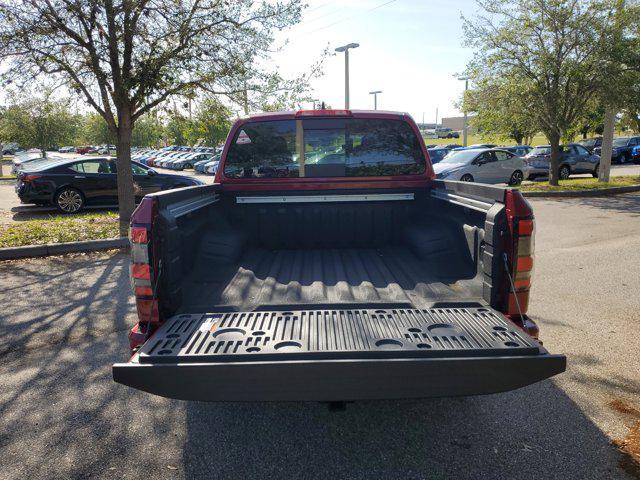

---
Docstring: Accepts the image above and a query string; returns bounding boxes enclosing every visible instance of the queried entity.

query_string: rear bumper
[113,353,566,402]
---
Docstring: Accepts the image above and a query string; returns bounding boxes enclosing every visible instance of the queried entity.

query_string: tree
[465,73,538,145]
[596,0,640,182]
[187,98,232,146]
[131,114,164,147]
[0,0,313,234]
[0,91,79,154]
[571,104,606,140]
[165,113,192,147]
[81,112,117,146]
[463,0,619,185]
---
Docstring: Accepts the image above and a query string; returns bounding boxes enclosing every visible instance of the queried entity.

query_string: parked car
[58,146,76,153]
[433,148,528,185]
[504,145,532,157]
[2,143,22,155]
[194,155,219,173]
[11,153,65,174]
[524,144,600,179]
[171,153,215,171]
[436,127,460,139]
[134,150,160,166]
[75,146,94,154]
[444,143,463,149]
[204,160,220,175]
[151,152,177,167]
[468,143,497,149]
[426,147,450,164]
[593,136,640,164]
[160,152,191,168]
[113,109,565,403]
[577,137,602,154]
[97,145,117,155]
[15,157,203,213]
[632,145,640,163]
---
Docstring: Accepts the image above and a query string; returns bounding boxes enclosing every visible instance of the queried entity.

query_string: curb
[522,184,640,198]
[0,237,129,261]
[0,178,17,183]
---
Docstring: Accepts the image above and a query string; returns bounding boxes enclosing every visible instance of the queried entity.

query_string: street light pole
[369,90,382,110]
[458,76,470,147]
[335,43,359,109]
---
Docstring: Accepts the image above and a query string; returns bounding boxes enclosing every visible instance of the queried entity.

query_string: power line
[288,0,399,41]
[304,0,398,35]
[304,0,337,15]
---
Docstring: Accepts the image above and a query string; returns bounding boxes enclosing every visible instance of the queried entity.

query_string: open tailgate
[113,307,565,401]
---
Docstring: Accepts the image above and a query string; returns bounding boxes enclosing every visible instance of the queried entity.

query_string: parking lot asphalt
[0,193,639,479]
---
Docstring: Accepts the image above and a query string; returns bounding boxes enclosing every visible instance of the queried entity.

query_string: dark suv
[577,137,602,154]
[593,136,640,164]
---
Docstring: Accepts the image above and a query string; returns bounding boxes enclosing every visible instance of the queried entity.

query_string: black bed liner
[138,307,538,362]
[113,307,566,401]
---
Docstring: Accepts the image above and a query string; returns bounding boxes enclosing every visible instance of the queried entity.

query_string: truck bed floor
[181,246,482,312]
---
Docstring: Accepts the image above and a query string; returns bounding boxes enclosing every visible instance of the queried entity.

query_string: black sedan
[16,157,203,213]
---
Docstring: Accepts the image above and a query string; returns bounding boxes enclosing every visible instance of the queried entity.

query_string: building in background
[441,115,478,134]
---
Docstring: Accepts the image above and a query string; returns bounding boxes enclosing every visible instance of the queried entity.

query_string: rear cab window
[223,117,426,179]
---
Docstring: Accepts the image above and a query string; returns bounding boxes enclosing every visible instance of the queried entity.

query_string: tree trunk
[115,108,136,236]
[599,107,616,183]
[513,132,524,145]
[548,132,561,186]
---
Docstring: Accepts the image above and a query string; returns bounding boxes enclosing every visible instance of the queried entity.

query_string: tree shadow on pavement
[0,252,187,480]
[181,382,631,480]
[8,205,118,222]
[540,193,640,217]
[0,252,134,358]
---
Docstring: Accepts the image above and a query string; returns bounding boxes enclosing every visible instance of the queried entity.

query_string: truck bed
[114,182,566,402]
[181,245,482,312]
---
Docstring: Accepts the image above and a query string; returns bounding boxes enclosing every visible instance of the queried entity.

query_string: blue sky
[272,0,478,122]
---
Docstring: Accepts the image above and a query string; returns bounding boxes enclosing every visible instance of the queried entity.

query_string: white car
[204,160,220,175]
[433,148,528,185]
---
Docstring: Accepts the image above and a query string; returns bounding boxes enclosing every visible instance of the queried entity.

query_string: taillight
[22,174,42,182]
[129,197,159,328]
[505,190,535,316]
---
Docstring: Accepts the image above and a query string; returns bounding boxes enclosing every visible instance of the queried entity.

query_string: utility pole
[335,43,359,109]
[435,107,438,129]
[369,90,382,110]
[458,77,470,147]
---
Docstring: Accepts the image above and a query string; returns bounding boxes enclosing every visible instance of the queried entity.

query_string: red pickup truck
[113,110,565,402]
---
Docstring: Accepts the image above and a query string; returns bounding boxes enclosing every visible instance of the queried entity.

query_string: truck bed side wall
[148,181,508,318]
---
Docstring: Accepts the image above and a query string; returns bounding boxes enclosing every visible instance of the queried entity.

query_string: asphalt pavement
[0,194,639,479]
